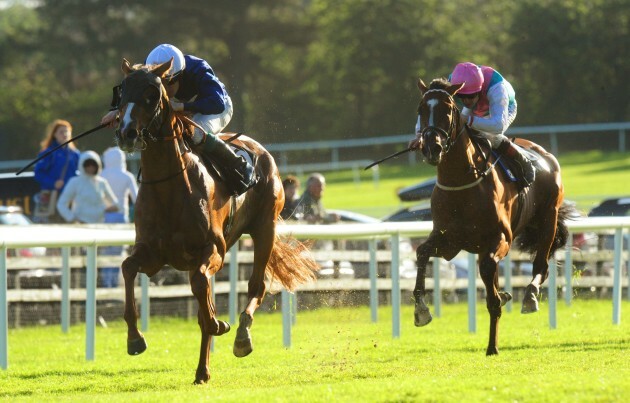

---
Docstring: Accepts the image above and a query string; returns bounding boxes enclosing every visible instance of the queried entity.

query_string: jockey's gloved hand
[170,100,184,112]
[408,135,422,150]
[461,107,472,119]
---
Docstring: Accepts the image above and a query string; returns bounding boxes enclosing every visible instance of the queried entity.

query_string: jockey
[410,62,535,186]
[449,62,535,185]
[102,44,257,196]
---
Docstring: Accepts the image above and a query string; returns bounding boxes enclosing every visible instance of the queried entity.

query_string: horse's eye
[146,94,159,105]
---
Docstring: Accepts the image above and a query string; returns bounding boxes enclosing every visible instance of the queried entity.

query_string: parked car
[0,206,46,257]
[0,206,57,288]
[396,177,436,202]
[588,197,630,217]
[326,209,380,224]
[588,197,630,250]
[381,203,432,222]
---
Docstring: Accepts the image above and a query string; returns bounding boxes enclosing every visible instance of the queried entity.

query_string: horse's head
[416,78,465,166]
[114,58,173,152]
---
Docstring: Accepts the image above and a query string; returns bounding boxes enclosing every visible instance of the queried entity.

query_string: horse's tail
[265,234,319,292]
[515,201,580,257]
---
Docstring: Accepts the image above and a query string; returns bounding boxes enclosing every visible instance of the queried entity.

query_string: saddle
[468,131,549,185]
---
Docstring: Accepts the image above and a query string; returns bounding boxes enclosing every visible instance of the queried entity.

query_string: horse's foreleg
[479,253,503,356]
[233,225,274,358]
[122,254,147,355]
[414,235,440,327]
[522,206,559,314]
[190,253,230,385]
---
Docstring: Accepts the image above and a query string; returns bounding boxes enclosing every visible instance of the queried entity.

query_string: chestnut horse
[413,78,574,355]
[114,59,319,384]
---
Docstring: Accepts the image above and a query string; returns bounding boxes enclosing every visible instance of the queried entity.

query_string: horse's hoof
[193,374,209,385]
[414,307,433,327]
[214,320,231,336]
[127,337,147,355]
[521,295,539,314]
[233,337,253,358]
[233,313,254,357]
[521,284,540,314]
[499,291,513,307]
[486,346,499,356]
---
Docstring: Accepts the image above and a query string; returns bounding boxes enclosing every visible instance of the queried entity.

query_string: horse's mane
[429,77,450,90]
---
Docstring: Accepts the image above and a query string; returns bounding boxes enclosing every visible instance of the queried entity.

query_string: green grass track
[2,300,629,402]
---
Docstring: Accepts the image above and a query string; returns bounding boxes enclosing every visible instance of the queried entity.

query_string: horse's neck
[140,119,186,182]
[438,133,480,182]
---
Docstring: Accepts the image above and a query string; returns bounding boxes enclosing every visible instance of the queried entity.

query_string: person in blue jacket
[33,119,81,222]
[102,44,257,196]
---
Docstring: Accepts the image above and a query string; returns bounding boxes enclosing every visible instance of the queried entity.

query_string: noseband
[419,89,464,154]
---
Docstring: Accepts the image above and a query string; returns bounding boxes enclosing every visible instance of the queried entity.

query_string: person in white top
[56,150,118,224]
[101,147,138,223]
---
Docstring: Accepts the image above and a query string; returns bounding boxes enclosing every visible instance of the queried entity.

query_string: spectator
[280,175,301,220]
[99,147,138,287]
[296,173,339,224]
[33,119,80,223]
[56,150,118,224]
[101,147,138,223]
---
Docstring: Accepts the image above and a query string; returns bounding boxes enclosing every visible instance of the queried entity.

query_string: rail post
[391,233,401,338]
[85,245,97,361]
[612,228,623,325]
[432,258,441,318]
[61,247,70,333]
[467,253,477,333]
[369,239,378,322]
[1,245,7,370]
[564,233,573,306]
[549,259,557,329]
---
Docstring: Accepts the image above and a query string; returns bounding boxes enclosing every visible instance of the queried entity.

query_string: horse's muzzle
[116,128,140,153]
[422,143,442,166]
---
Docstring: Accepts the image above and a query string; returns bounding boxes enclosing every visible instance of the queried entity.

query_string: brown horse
[413,78,574,355]
[113,58,319,384]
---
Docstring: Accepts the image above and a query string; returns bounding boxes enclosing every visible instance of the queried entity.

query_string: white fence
[1,217,629,369]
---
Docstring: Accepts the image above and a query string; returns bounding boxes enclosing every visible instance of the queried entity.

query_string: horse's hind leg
[122,249,149,355]
[522,204,560,314]
[479,252,508,356]
[190,252,231,384]
[233,224,274,358]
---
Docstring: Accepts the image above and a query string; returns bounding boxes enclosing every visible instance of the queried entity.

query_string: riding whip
[16,123,108,175]
[364,147,413,170]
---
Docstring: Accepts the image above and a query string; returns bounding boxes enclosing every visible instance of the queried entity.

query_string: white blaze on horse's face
[427,99,438,127]
[120,102,137,136]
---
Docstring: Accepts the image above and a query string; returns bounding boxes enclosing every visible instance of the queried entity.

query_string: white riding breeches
[191,95,234,142]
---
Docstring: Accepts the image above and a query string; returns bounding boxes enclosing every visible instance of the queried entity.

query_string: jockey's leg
[201,136,258,195]
[496,138,536,186]
[191,98,258,196]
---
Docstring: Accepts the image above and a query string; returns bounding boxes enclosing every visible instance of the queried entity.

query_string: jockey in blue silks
[103,44,257,196]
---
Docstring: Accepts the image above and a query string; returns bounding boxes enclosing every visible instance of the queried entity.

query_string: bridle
[116,71,169,151]
[418,88,466,154]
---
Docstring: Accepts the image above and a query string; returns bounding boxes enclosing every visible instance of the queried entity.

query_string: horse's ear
[417,79,428,94]
[151,57,174,80]
[121,58,133,76]
[447,82,465,96]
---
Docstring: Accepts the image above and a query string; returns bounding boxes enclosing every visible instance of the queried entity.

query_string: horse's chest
[432,198,497,244]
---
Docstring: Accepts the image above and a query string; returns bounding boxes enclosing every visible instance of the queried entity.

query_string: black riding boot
[202,135,258,196]
[497,139,536,186]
